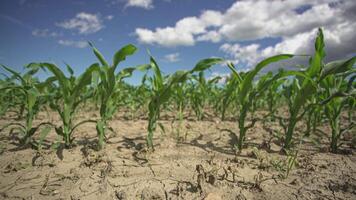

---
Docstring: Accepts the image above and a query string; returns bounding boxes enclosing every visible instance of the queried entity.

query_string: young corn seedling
[209,79,224,117]
[0,74,21,117]
[0,74,25,119]
[265,75,285,122]
[225,55,294,152]
[190,72,206,120]
[145,56,223,150]
[0,64,52,146]
[220,72,241,121]
[31,62,99,148]
[89,43,149,149]
[318,60,356,153]
[304,95,323,137]
[281,28,356,150]
[171,82,189,140]
[190,72,221,120]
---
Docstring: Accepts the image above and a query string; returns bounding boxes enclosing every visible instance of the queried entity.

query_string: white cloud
[135,0,345,45]
[32,29,59,37]
[135,0,356,66]
[135,10,222,47]
[56,12,104,35]
[106,15,114,20]
[126,0,153,9]
[220,0,348,42]
[197,31,221,43]
[220,22,356,67]
[58,40,88,48]
[164,53,180,62]
[220,43,261,66]
[136,27,195,47]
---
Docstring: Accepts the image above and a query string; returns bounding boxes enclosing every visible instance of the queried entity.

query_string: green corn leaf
[136,64,151,71]
[35,76,56,92]
[227,62,243,83]
[208,76,222,84]
[72,63,100,98]
[307,28,325,77]
[112,44,137,69]
[27,88,38,109]
[89,42,109,67]
[320,56,356,80]
[150,56,163,90]
[24,66,40,77]
[0,64,26,85]
[239,54,294,102]
[65,63,74,76]
[91,70,100,87]
[279,70,317,88]
[116,64,150,82]
[107,67,117,93]
[191,58,224,72]
[166,70,189,88]
[98,66,109,91]
[36,63,70,94]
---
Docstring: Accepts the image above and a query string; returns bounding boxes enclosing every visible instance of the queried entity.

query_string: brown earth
[0,110,355,200]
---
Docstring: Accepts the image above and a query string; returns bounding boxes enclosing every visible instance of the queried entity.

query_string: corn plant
[264,75,285,121]
[189,72,220,120]
[89,43,149,149]
[0,74,21,117]
[29,63,99,148]
[281,28,356,150]
[0,65,52,145]
[318,61,355,153]
[171,81,190,140]
[220,72,242,121]
[225,55,294,152]
[209,79,224,117]
[304,96,322,137]
[145,56,223,150]
[120,83,149,119]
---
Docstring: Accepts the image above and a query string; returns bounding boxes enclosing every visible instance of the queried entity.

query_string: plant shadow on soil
[0,112,355,200]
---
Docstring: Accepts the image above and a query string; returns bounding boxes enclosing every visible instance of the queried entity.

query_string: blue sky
[0,0,355,84]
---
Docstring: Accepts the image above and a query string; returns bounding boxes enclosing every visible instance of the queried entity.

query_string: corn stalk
[145,56,223,150]
[30,62,99,148]
[0,64,52,145]
[89,43,149,149]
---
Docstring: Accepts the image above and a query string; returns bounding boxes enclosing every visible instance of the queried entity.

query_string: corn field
[0,28,355,199]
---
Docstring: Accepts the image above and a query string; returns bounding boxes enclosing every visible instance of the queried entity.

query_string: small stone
[289,178,300,186]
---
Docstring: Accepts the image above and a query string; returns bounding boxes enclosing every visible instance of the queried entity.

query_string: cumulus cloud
[135,10,222,47]
[220,43,261,66]
[126,0,153,9]
[218,0,340,41]
[58,40,88,48]
[32,29,59,37]
[163,53,180,62]
[197,31,221,43]
[57,12,104,34]
[220,23,356,68]
[135,0,356,65]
